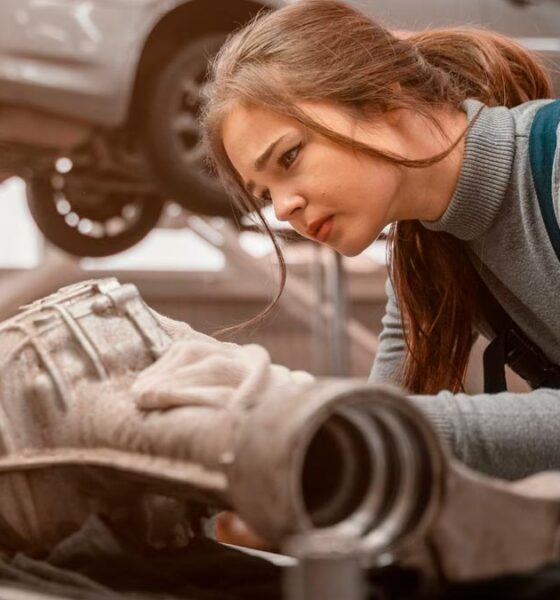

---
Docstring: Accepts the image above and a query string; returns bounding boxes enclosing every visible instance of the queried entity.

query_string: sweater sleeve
[368,277,406,386]
[555,120,560,225]
[412,388,560,481]
[368,278,560,481]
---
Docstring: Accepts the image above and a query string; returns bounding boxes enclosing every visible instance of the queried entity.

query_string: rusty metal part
[0,277,442,556]
[0,278,558,587]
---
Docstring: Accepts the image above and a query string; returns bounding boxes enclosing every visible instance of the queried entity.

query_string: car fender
[0,0,158,126]
[119,0,284,125]
[0,0,282,127]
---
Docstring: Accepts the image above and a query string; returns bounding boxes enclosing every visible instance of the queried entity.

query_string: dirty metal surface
[1,279,560,599]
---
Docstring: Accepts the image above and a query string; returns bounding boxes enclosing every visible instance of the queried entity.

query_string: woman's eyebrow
[254,133,289,171]
[245,133,290,194]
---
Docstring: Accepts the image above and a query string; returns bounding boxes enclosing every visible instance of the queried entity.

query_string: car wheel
[143,33,234,217]
[26,170,165,258]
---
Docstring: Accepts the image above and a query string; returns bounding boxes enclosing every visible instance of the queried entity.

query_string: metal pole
[324,248,349,376]
[310,244,327,375]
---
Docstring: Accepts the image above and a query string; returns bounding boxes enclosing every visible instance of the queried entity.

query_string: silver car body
[0,0,278,127]
[0,0,556,127]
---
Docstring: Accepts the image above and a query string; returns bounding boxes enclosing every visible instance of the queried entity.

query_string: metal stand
[310,245,327,374]
[310,247,349,376]
[324,248,349,376]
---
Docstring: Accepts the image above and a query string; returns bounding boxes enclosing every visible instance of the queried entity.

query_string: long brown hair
[201,0,553,393]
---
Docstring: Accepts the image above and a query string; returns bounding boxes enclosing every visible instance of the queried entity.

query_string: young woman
[201,0,560,482]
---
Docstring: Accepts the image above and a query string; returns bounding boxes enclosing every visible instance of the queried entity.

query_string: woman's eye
[279,144,301,169]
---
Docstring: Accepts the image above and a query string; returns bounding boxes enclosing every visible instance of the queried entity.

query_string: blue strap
[529,99,560,261]
[481,100,560,393]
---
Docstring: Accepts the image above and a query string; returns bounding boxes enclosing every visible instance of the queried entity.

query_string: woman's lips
[314,216,334,242]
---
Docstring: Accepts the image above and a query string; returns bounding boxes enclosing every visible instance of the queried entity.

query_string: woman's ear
[384,81,404,125]
[385,107,405,126]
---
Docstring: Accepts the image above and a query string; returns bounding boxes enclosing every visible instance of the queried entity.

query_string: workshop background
[0,2,558,600]
[0,0,558,385]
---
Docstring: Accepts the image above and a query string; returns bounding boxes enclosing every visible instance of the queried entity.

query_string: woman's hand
[215,511,273,551]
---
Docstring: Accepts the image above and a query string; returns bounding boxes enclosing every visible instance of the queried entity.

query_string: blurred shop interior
[1,2,560,599]
[0,177,387,378]
[1,0,558,386]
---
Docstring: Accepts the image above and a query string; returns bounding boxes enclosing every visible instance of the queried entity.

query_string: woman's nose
[273,193,306,222]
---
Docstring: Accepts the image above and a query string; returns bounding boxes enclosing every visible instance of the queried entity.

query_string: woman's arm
[368,277,407,386]
[412,388,560,481]
[370,278,560,481]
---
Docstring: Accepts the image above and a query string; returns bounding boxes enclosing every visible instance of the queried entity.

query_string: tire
[26,172,165,258]
[143,33,235,218]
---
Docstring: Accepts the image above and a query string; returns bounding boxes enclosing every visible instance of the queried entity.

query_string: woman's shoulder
[509,98,558,137]
[463,97,556,137]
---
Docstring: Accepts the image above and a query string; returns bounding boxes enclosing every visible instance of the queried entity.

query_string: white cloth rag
[133,319,314,411]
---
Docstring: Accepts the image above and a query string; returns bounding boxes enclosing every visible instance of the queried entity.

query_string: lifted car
[0,0,557,257]
[0,0,280,256]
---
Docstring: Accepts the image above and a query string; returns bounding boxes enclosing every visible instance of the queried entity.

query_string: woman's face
[221,101,408,256]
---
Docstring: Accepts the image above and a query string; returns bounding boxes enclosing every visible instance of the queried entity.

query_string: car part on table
[0,279,560,589]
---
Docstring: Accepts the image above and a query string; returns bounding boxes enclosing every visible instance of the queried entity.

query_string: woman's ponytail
[391,28,553,393]
[408,28,553,106]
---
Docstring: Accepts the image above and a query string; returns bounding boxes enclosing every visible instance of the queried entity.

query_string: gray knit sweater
[369,98,560,480]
